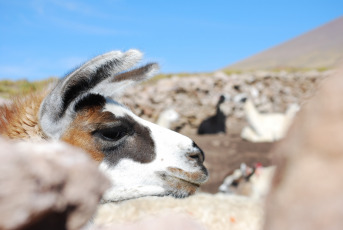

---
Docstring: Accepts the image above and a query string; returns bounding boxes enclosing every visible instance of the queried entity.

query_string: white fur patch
[103,100,130,118]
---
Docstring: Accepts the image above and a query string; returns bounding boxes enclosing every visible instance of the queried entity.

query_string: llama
[218,163,255,195]
[240,98,299,142]
[197,95,227,135]
[156,108,179,129]
[0,49,208,202]
[219,163,275,200]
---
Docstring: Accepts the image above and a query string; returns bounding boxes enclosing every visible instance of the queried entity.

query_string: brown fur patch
[162,174,199,196]
[167,167,207,184]
[0,89,155,165]
[0,91,48,140]
[0,90,105,162]
[60,107,108,162]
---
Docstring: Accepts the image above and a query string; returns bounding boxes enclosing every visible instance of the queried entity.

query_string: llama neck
[216,102,226,118]
[0,91,48,140]
[285,104,299,119]
[244,100,261,130]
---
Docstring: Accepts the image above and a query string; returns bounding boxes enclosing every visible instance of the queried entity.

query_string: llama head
[219,163,256,195]
[218,95,226,104]
[39,49,208,202]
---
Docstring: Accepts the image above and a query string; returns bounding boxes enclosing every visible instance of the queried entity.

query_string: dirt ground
[189,131,276,193]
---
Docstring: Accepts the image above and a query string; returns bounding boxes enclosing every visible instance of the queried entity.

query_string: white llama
[240,98,299,142]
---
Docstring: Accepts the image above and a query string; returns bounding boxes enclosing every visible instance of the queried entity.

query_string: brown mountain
[225,16,343,71]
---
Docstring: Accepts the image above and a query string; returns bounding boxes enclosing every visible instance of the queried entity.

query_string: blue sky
[1,0,342,81]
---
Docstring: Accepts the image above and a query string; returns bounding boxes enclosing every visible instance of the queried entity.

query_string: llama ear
[90,62,159,98]
[39,49,158,139]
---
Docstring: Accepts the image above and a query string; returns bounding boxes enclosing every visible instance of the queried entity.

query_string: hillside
[225,16,343,71]
[0,78,56,99]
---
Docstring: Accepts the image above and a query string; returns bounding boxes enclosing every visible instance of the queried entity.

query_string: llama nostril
[188,142,205,163]
[188,151,203,163]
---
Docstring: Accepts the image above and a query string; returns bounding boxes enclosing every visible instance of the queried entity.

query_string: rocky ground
[122,70,330,135]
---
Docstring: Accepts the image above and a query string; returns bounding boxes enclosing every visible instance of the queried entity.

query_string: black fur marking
[93,115,156,166]
[60,58,122,116]
[74,94,106,112]
[192,141,205,162]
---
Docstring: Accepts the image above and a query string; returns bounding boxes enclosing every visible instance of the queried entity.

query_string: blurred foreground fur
[0,138,110,230]
[93,193,264,230]
[264,64,343,230]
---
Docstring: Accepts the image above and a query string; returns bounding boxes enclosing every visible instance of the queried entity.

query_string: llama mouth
[166,167,208,185]
[157,167,207,190]
[157,172,200,198]
[164,174,202,198]
[167,174,201,187]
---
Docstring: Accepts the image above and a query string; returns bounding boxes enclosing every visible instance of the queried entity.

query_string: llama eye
[231,180,239,187]
[97,128,128,142]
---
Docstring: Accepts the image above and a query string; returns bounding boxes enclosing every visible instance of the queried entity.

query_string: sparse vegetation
[149,72,207,82]
[0,78,56,98]
[0,73,199,98]
[222,69,243,75]
[149,73,174,82]
[0,67,330,99]
[268,67,331,73]
[224,67,331,75]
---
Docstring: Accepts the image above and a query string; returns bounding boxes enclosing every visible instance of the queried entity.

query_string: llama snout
[187,142,205,163]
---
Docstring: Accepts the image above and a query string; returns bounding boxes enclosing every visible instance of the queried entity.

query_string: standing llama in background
[240,97,299,142]
[197,95,228,135]
[0,49,208,202]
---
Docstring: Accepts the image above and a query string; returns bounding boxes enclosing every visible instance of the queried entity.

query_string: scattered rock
[122,70,330,134]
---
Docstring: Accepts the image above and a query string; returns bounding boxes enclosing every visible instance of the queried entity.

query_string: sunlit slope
[225,16,343,71]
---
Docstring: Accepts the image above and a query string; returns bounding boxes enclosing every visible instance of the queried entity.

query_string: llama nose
[187,142,205,163]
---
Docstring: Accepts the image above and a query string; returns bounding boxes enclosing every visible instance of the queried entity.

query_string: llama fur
[92,193,264,230]
[156,108,179,129]
[241,98,299,142]
[0,91,49,141]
